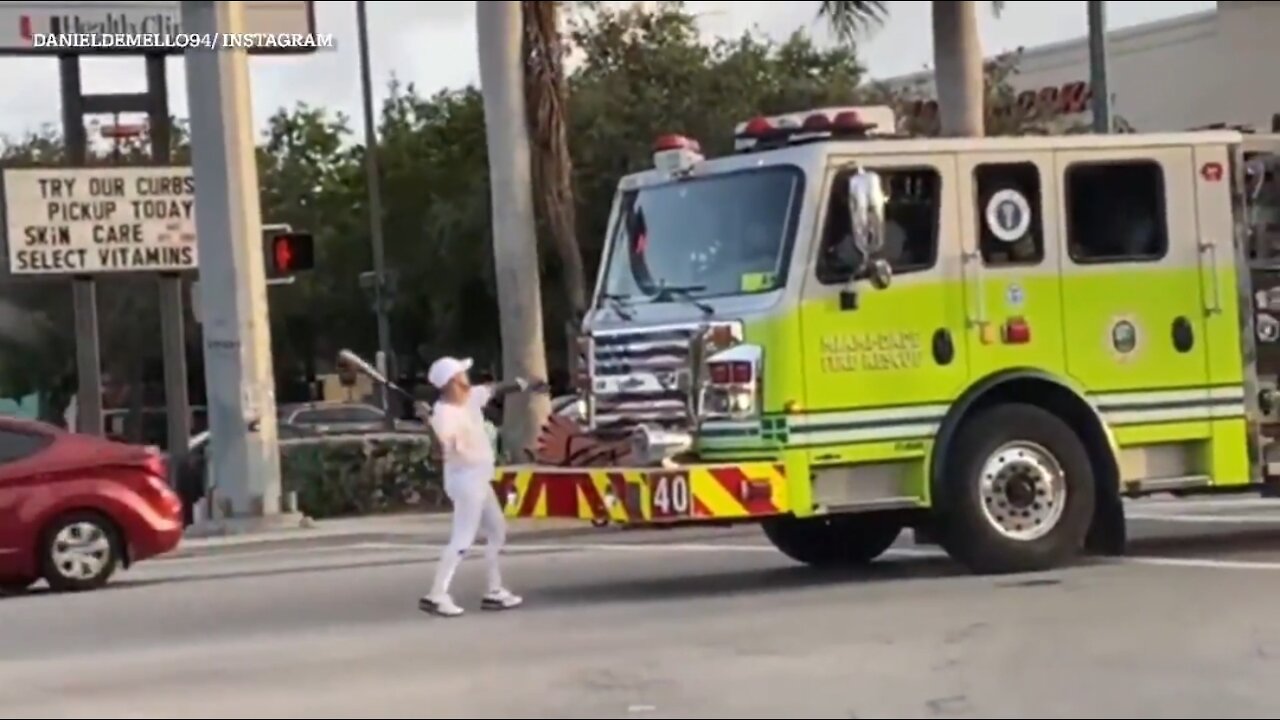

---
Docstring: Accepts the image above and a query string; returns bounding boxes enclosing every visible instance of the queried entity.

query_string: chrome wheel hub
[51,522,111,580]
[979,441,1067,542]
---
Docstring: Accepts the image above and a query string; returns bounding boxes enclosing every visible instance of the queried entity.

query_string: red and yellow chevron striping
[492,462,789,524]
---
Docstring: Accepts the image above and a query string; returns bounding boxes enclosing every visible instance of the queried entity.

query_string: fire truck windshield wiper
[601,292,636,320]
[652,284,714,316]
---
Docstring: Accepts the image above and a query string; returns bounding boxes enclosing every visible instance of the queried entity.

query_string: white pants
[429,476,507,598]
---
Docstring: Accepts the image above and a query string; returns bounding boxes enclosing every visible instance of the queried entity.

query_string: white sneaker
[481,588,523,611]
[419,595,464,617]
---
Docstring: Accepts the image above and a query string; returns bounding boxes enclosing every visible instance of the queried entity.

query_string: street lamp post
[1087,0,1111,133]
[356,0,395,420]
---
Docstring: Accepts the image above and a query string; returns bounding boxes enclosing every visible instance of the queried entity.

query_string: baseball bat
[337,348,416,402]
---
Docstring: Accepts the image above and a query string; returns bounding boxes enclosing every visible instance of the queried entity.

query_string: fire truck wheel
[761,513,901,567]
[940,402,1095,574]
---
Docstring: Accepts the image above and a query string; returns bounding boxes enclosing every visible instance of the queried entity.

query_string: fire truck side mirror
[840,167,892,309]
[848,167,887,259]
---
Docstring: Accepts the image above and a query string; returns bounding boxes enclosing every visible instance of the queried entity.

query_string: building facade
[880,1,1280,133]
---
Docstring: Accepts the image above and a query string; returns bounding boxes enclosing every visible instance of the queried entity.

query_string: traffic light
[264,229,314,278]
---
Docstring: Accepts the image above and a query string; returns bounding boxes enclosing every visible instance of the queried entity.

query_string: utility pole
[1087,0,1111,133]
[181,0,288,529]
[146,54,194,488]
[476,0,552,454]
[356,0,395,422]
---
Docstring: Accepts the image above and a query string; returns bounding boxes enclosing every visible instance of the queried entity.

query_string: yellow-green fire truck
[494,105,1280,574]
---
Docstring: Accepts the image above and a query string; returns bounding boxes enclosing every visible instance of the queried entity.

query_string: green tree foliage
[0,1,1065,422]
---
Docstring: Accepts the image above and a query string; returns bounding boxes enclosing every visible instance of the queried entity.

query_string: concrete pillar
[180,1,289,531]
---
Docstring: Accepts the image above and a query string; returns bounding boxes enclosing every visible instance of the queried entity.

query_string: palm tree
[475,0,553,456]
[522,1,588,381]
[522,1,587,331]
[819,1,1003,137]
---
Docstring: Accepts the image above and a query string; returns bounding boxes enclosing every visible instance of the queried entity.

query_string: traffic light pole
[181,0,290,530]
[356,0,396,421]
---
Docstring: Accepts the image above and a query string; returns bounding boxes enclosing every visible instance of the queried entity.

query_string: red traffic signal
[264,231,314,278]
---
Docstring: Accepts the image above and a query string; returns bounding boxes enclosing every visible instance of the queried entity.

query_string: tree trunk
[523,1,587,318]
[931,0,985,137]
[476,0,552,457]
[522,1,588,382]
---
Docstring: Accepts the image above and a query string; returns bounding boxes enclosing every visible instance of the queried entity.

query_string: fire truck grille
[588,324,701,429]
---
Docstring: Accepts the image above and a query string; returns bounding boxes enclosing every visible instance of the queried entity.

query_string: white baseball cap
[428,356,473,389]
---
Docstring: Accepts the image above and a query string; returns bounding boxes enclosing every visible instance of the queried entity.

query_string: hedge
[278,434,446,518]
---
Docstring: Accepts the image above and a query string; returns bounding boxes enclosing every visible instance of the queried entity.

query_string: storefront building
[880,1,1280,133]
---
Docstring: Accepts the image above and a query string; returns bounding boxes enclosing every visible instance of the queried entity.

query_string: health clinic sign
[2,166,197,276]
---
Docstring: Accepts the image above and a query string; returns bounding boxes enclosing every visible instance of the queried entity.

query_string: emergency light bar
[653,134,704,175]
[732,105,898,152]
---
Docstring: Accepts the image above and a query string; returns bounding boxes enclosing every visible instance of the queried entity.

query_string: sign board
[0,1,316,55]
[2,165,198,275]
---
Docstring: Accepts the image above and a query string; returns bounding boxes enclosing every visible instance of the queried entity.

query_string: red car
[0,417,183,593]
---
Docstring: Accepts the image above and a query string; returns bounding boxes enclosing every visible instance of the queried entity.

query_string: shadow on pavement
[532,555,965,607]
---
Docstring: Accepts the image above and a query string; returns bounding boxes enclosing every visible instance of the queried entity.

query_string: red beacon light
[802,113,833,132]
[652,133,704,174]
[742,116,774,138]
[653,134,699,153]
[833,110,874,134]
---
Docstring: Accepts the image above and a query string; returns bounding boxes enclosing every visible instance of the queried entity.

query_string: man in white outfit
[419,355,545,617]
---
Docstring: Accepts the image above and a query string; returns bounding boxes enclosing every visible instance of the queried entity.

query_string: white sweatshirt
[429,385,496,494]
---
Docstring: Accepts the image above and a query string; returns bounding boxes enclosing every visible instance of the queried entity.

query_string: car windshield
[599,166,803,303]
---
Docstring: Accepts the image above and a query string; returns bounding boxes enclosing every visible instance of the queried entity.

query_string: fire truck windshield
[599,165,804,305]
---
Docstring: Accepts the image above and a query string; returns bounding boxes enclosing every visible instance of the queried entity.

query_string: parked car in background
[0,417,182,594]
[278,401,422,436]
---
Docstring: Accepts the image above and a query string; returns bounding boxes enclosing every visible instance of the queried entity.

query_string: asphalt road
[7,498,1280,718]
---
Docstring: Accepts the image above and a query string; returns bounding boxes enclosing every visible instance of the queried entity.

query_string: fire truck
[494,105,1280,574]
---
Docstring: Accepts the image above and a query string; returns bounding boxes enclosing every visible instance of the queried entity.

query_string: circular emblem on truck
[985,189,1032,243]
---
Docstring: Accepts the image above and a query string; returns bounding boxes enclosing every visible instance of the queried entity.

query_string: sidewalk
[172,513,604,559]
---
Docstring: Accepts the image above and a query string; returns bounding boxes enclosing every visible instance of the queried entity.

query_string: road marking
[355,540,950,559]
[1124,556,1280,571]
[1129,497,1280,510]
[1127,513,1280,524]
[158,540,951,564]
[354,541,783,554]
[159,543,418,564]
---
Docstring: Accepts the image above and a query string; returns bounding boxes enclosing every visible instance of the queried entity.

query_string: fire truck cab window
[599,166,804,301]
[975,162,1044,266]
[1065,160,1168,263]
[817,166,940,285]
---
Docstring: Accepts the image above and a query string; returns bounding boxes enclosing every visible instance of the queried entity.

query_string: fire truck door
[1053,146,1212,444]
[954,152,1067,383]
[799,154,969,468]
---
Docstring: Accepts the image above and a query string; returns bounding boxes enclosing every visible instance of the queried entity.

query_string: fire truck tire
[761,513,901,567]
[940,402,1095,574]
